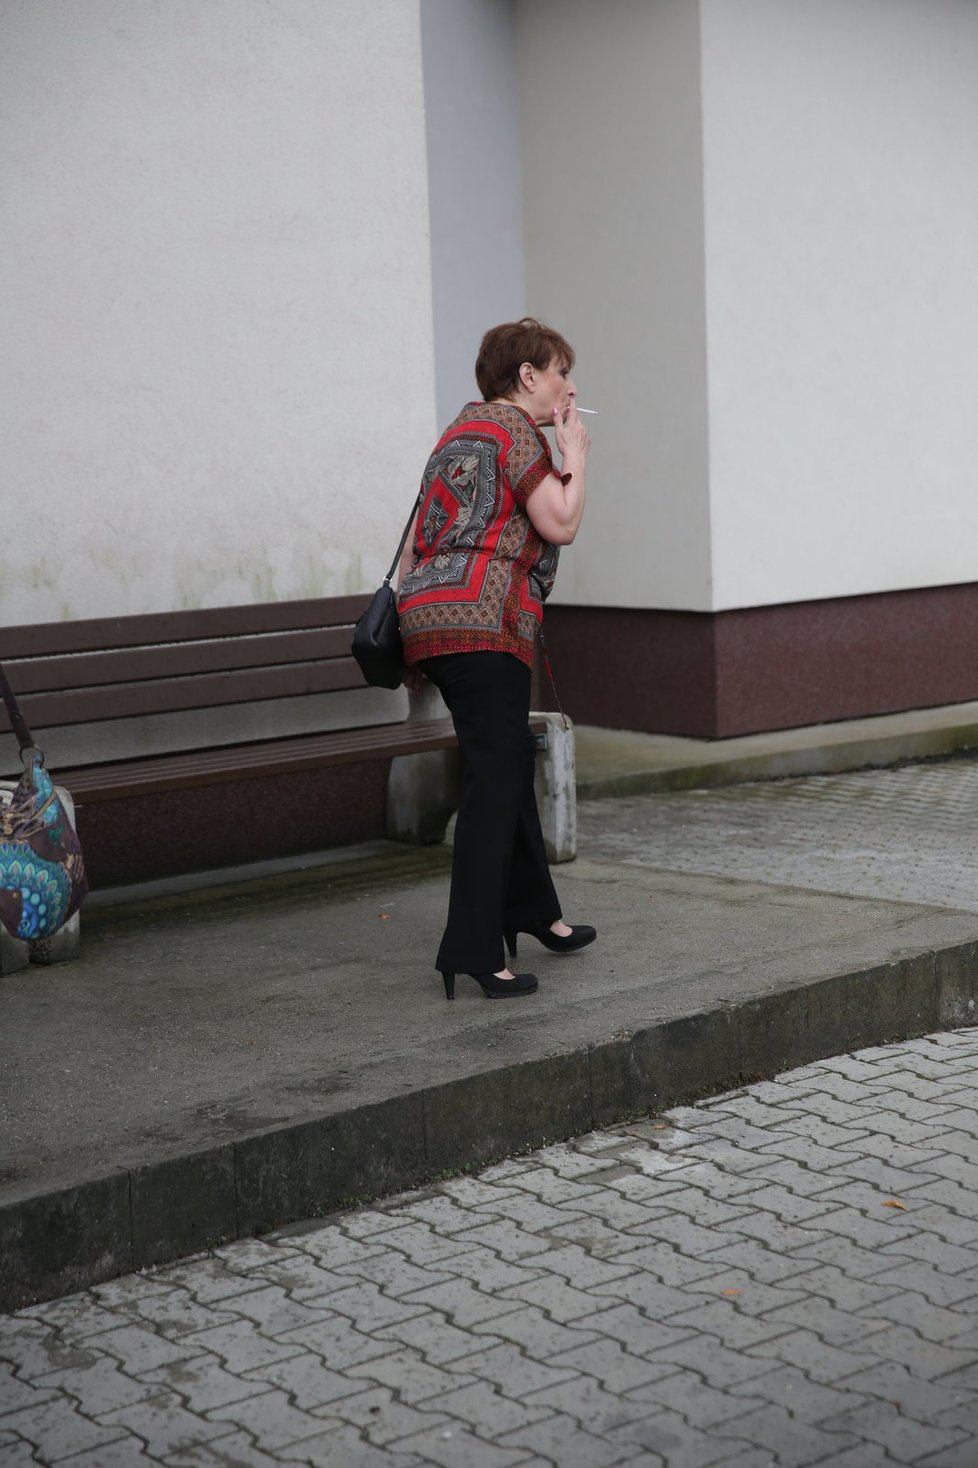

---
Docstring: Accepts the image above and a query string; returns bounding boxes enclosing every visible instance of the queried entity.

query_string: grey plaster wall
[420,0,526,428]
[517,0,712,612]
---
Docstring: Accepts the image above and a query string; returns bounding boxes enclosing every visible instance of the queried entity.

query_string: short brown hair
[475,317,575,401]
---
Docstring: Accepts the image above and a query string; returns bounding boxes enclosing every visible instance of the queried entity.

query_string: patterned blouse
[398,401,560,669]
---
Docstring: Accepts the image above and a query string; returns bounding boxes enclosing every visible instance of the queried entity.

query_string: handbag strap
[383,492,422,586]
[0,662,37,755]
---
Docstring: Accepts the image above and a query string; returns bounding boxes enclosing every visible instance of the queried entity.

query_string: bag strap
[0,662,37,755]
[383,492,422,587]
[538,630,569,732]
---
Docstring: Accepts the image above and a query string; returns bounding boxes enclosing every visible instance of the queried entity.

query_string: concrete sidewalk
[4,724,978,1311]
[575,698,978,797]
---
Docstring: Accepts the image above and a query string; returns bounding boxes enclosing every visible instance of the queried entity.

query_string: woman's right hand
[554,402,591,463]
[526,403,590,545]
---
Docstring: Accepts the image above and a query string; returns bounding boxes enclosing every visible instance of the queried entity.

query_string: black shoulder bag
[350,494,421,690]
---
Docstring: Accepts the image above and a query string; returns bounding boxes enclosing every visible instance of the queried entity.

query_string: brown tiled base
[544,583,978,738]
[76,760,390,888]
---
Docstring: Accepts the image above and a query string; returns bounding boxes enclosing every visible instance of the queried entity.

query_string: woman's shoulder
[444,401,548,450]
[442,404,555,504]
[445,400,515,429]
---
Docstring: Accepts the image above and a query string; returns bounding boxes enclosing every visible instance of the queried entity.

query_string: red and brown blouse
[398,401,560,669]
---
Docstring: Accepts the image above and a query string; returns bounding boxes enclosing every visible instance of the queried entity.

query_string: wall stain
[344,551,365,595]
[1,532,377,624]
[0,560,74,624]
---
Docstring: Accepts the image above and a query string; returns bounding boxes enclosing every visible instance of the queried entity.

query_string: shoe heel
[504,930,517,961]
[441,971,456,1001]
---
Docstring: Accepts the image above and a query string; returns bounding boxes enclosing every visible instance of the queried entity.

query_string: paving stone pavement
[5,1030,978,1466]
[578,760,978,913]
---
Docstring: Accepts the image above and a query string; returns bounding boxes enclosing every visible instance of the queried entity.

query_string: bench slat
[0,595,371,659]
[59,719,461,801]
[0,657,368,731]
[5,626,354,695]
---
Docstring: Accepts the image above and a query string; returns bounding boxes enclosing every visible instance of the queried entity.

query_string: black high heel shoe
[504,922,597,962]
[441,970,539,1001]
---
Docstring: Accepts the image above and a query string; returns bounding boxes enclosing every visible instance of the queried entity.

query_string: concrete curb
[575,712,978,799]
[3,934,976,1312]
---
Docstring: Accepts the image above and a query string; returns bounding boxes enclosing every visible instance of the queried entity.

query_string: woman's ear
[518,361,536,393]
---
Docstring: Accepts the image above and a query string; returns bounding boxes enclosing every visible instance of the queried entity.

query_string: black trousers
[418,652,561,974]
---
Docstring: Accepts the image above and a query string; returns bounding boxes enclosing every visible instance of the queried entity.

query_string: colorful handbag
[0,664,88,941]
[351,493,421,690]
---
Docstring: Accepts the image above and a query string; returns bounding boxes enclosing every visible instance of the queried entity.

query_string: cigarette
[576,407,598,415]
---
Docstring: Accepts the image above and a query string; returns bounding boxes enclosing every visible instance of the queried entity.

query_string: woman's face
[525,356,577,426]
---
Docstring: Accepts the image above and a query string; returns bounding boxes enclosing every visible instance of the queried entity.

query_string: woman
[398,318,595,1001]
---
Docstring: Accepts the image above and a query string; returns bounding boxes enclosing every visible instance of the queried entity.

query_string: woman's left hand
[402,666,424,694]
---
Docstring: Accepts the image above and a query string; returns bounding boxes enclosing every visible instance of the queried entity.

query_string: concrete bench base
[0,910,82,975]
[533,712,577,864]
[387,703,577,863]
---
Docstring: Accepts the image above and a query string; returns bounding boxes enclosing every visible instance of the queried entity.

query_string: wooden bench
[0,597,461,886]
[0,598,566,890]
[0,597,460,796]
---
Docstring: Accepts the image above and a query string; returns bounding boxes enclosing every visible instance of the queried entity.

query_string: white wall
[702,0,978,609]
[9,0,974,631]
[517,0,978,617]
[421,0,525,428]
[0,0,436,626]
[516,0,712,610]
